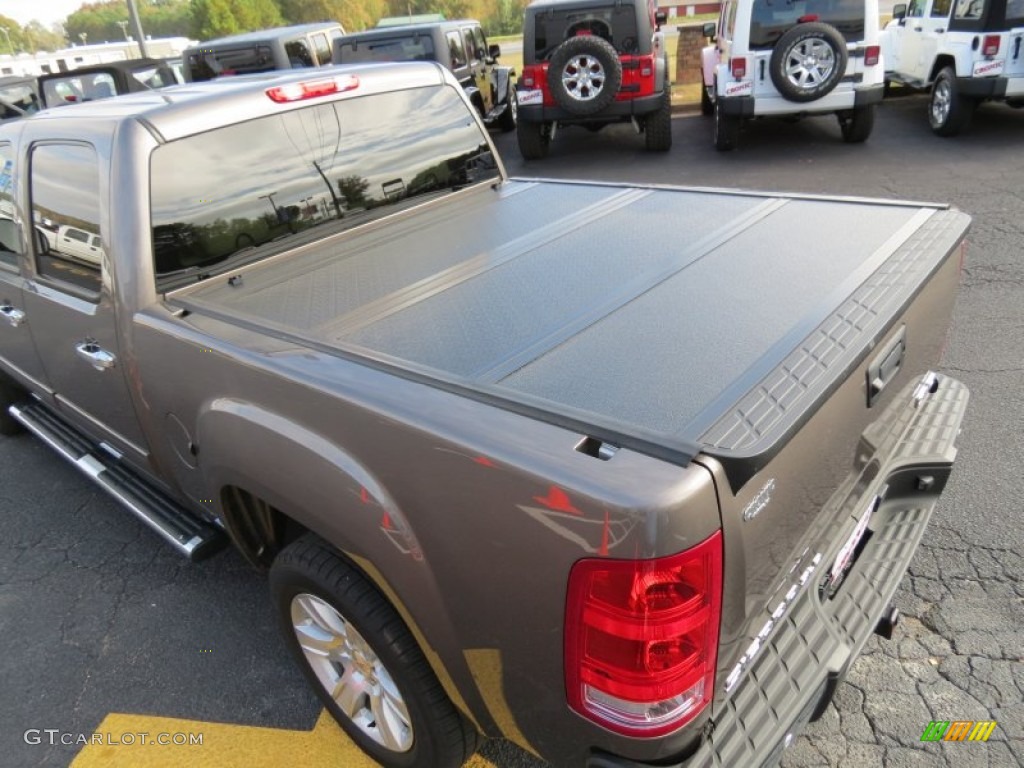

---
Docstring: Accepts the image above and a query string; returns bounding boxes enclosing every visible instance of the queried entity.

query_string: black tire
[769,23,848,103]
[700,82,714,116]
[498,85,517,132]
[270,534,478,768]
[644,89,673,151]
[929,66,974,136]
[517,119,551,160]
[546,36,623,116]
[0,375,25,435]
[713,96,739,151]
[838,104,875,143]
[584,123,606,132]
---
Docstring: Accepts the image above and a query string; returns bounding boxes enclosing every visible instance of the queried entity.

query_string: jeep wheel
[517,119,551,160]
[838,105,875,143]
[271,534,479,768]
[929,67,974,136]
[769,23,848,103]
[547,36,623,116]
[700,83,714,116]
[498,86,517,132]
[644,89,673,151]
[714,97,739,151]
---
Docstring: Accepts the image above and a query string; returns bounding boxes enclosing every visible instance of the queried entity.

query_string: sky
[0,0,83,28]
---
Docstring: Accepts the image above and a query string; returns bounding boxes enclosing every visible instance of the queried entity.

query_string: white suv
[882,0,1024,135]
[700,0,884,150]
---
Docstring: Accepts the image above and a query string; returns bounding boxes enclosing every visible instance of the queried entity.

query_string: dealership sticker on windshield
[518,89,543,105]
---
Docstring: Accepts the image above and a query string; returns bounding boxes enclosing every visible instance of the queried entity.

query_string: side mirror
[892,3,907,19]
[655,10,668,27]
[488,43,501,59]
[703,21,718,40]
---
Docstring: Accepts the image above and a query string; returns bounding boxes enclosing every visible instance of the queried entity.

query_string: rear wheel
[270,534,478,768]
[929,67,974,136]
[838,104,875,143]
[517,119,551,160]
[714,97,739,151]
[644,89,673,151]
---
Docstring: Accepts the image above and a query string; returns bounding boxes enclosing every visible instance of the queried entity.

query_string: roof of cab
[26,62,449,142]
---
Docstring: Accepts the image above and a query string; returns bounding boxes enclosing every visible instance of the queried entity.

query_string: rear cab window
[749,0,866,48]
[150,85,500,292]
[336,35,437,63]
[186,45,275,80]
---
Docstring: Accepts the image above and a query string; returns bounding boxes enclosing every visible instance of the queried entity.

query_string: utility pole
[312,160,345,219]
[126,0,148,57]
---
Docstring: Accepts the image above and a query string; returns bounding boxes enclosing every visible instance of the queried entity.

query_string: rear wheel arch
[929,54,958,84]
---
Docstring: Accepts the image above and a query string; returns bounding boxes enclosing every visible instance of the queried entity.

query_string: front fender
[701,44,719,88]
[494,65,515,103]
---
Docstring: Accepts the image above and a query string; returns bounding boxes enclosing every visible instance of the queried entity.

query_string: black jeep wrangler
[516,0,672,158]
[334,19,517,132]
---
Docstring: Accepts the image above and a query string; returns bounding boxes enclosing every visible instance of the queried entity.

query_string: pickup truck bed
[175,179,968,485]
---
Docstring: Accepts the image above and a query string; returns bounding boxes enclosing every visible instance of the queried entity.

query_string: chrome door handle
[75,340,116,371]
[0,303,26,327]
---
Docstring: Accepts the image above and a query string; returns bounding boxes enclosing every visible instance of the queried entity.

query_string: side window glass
[312,33,331,65]
[931,0,953,16]
[0,143,20,270]
[31,144,102,299]
[954,0,985,17]
[907,0,926,17]
[462,29,478,62]
[725,2,737,38]
[447,31,467,68]
[285,39,314,68]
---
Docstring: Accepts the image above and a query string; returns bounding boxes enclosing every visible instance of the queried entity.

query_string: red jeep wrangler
[515,0,673,158]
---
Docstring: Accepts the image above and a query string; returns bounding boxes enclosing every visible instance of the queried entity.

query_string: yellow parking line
[71,710,500,768]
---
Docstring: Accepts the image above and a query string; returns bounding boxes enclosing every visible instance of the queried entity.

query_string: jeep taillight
[983,35,1000,56]
[730,57,747,79]
[864,45,880,67]
[565,531,723,737]
[521,64,545,88]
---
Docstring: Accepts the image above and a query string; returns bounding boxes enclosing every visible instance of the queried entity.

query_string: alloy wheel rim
[932,80,951,125]
[785,38,836,89]
[291,593,413,752]
[563,55,606,101]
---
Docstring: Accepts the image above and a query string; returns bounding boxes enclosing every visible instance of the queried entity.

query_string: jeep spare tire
[769,22,848,103]
[547,36,622,115]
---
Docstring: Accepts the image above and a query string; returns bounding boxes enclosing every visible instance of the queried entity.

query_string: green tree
[22,21,67,52]
[190,0,284,40]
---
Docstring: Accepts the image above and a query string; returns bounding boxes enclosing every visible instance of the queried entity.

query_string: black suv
[334,20,517,132]
[516,0,672,158]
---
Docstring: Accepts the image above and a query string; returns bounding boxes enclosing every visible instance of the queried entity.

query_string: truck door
[900,0,953,82]
[0,141,49,391]
[20,140,149,460]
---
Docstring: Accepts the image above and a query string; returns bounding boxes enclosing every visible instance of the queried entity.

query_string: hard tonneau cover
[173,179,970,481]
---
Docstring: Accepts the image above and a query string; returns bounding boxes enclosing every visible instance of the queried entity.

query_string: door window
[0,143,20,271]
[30,143,102,299]
[931,0,953,17]
[312,33,332,65]
[285,39,315,68]
[446,31,467,68]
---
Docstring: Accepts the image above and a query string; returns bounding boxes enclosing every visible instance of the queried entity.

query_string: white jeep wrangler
[882,0,1024,135]
[700,0,884,150]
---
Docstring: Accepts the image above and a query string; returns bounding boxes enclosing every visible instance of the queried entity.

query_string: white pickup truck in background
[881,0,1024,134]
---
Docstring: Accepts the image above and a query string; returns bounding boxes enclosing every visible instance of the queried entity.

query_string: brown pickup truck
[0,63,968,768]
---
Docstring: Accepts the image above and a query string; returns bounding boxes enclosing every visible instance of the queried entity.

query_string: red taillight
[730,57,747,79]
[983,35,1000,56]
[797,13,820,22]
[864,45,880,67]
[565,530,723,737]
[521,65,545,89]
[266,75,359,103]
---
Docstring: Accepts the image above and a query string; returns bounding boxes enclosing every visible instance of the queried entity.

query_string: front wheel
[838,104,875,143]
[929,67,974,136]
[270,534,478,768]
[517,119,551,160]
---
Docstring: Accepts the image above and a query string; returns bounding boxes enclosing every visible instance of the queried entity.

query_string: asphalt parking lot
[2,92,1022,768]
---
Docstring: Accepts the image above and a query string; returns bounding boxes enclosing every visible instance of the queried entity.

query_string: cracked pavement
[2,93,1022,768]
